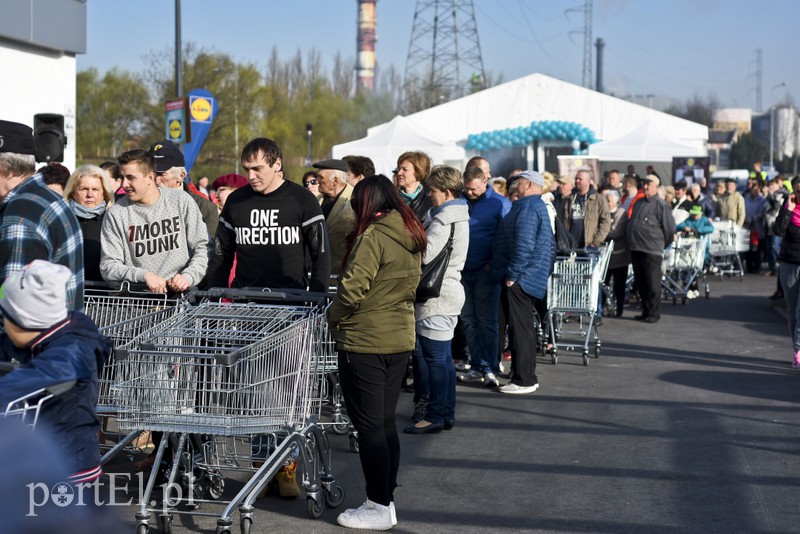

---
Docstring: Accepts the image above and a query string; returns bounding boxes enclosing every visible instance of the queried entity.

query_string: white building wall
[0,40,76,171]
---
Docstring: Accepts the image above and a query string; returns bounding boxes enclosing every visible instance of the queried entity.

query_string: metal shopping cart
[1,361,78,430]
[662,235,710,304]
[112,290,344,534]
[546,244,614,366]
[84,281,185,464]
[708,220,748,279]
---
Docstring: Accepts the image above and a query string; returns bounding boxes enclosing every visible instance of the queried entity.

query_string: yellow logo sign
[190,98,212,122]
[169,121,182,139]
[687,158,695,166]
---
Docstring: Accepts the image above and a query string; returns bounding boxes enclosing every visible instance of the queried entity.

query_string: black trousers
[630,251,662,320]
[506,283,541,387]
[338,350,409,506]
[605,265,628,316]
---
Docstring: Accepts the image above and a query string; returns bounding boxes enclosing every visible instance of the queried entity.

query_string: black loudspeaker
[33,113,66,163]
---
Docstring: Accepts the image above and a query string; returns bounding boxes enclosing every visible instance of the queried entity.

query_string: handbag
[415,223,455,303]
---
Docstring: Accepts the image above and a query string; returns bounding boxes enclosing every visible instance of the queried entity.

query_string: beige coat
[324,183,356,275]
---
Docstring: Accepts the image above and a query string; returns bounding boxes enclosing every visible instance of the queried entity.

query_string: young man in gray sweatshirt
[100,149,208,293]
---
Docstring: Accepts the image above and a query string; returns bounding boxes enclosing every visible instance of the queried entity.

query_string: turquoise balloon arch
[465,120,598,152]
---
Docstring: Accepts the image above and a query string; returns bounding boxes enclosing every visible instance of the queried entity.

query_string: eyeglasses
[304,180,318,187]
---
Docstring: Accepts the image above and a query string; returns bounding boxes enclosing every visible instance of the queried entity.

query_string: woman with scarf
[395,151,433,221]
[63,165,115,281]
[405,165,470,434]
[773,175,800,368]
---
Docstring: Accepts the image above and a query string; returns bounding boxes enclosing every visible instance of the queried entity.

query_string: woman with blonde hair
[63,164,114,281]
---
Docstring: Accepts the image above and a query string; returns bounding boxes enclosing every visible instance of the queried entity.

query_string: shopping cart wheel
[307,495,325,519]
[349,434,359,453]
[137,525,149,534]
[206,472,225,500]
[332,418,350,435]
[594,344,601,359]
[239,517,252,534]
[551,350,558,365]
[582,351,589,366]
[681,296,687,305]
[325,481,346,508]
[159,514,172,534]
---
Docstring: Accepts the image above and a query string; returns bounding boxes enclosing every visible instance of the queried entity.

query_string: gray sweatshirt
[100,187,208,286]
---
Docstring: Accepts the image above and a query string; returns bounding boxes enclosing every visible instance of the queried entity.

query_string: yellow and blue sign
[184,89,218,172]
[165,98,189,144]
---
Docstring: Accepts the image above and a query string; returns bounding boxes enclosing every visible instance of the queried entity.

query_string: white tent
[366,74,708,171]
[332,115,465,176]
[588,121,704,161]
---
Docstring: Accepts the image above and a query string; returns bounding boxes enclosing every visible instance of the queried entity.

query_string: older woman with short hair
[396,150,433,221]
[405,165,470,434]
[63,164,114,281]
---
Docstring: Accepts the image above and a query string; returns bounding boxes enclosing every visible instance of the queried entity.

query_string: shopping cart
[708,219,748,279]
[546,244,613,366]
[112,289,344,534]
[2,360,77,430]
[662,235,710,304]
[84,281,185,465]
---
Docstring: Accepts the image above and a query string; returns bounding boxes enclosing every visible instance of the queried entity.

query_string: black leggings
[338,350,409,506]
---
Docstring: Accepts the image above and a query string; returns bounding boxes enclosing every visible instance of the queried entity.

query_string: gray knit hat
[0,260,70,330]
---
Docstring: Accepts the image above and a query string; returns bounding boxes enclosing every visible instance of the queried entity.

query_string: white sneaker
[483,372,500,387]
[454,360,471,372]
[499,382,539,395]
[337,500,393,530]
[390,502,397,526]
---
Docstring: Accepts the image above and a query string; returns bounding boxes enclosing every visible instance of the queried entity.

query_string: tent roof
[368,73,708,157]
[332,115,464,175]
[588,121,704,161]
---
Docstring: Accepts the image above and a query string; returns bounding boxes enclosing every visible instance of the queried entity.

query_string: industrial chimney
[356,0,377,91]
[595,37,605,93]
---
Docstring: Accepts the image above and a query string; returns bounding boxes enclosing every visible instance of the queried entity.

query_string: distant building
[752,107,800,164]
[0,0,86,170]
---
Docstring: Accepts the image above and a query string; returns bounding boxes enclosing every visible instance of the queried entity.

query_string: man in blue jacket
[492,171,555,394]
[459,166,511,387]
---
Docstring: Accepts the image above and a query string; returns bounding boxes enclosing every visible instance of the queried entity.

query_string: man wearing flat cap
[313,159,355,276]
[208,137,331,291]
[0,119,84,311]
[626,174,675,323]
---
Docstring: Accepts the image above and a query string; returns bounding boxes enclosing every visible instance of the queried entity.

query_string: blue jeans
[461,270,501,375]
[414,335,456,424]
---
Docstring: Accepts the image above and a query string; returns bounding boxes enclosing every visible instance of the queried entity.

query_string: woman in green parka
[327,175,427,530]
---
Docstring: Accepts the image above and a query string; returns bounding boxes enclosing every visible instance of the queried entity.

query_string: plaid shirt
[0,173,84,311]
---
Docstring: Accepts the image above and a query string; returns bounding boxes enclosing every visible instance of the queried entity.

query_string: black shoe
[402,422,443,434]
[634,314,648,321]
[443,420,455,431]
[644,317,659,323]
[594,316,603,326]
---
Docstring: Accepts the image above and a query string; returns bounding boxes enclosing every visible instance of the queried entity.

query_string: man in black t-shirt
[208,137,331,291]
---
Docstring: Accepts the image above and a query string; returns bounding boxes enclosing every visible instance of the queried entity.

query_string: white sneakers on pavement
[337,499,394,530]
[499,382,539,395]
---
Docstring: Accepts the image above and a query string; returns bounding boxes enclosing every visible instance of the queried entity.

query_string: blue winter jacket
[464,187,511,272]
[491,194,555,299]
[0,312,110,473]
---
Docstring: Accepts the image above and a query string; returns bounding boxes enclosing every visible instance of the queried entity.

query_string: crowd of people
[1,115,798,531]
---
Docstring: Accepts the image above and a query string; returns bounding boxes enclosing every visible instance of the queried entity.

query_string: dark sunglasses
[304,180,318,186]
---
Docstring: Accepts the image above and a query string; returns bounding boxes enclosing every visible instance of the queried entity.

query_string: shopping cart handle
[189,287,330,305]
[45,380,77,396]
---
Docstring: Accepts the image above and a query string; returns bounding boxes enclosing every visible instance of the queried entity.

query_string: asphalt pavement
[107,272,800,534]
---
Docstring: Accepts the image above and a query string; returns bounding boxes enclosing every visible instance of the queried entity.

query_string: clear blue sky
[78,0,798,111]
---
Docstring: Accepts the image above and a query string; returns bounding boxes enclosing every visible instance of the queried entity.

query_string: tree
[730,132,767,169]
[664,93,720,128]
[76,67,154,162]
